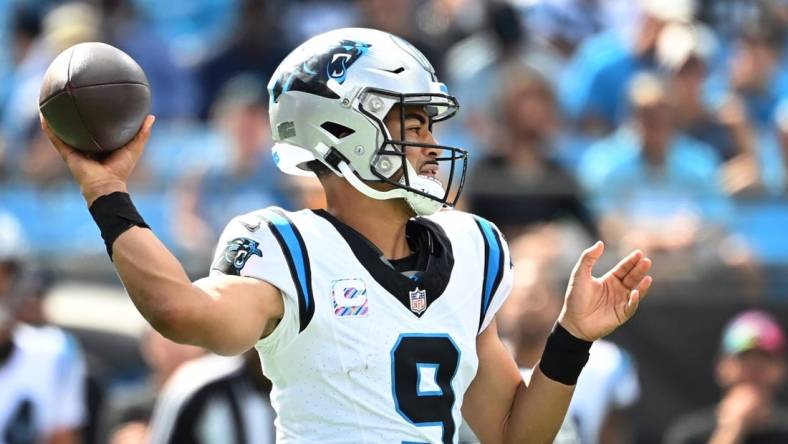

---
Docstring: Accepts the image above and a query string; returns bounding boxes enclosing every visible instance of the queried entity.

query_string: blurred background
[1,0,788,443]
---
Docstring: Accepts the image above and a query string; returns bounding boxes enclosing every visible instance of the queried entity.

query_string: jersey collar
[312,209,454,317]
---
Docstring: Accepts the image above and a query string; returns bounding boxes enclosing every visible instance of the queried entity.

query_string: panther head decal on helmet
[267,28,467,216]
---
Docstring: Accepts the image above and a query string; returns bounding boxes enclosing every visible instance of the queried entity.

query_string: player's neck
[325,184,413,260]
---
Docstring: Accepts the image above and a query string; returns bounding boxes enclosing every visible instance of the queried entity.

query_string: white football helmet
[267,27,468,215]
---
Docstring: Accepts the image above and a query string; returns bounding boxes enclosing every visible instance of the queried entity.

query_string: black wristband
[88,192,149,259]
[538,323,593,385]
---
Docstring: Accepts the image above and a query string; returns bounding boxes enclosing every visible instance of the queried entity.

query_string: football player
[42,28,653,443]
[0,212,87,444]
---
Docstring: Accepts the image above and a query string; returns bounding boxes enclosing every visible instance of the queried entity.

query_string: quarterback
[43,28,653,443]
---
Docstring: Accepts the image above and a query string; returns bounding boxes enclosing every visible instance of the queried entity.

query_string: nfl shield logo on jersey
[409,288,427,315]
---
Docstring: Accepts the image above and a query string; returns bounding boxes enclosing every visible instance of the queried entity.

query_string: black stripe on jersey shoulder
[473,217,505,332]
[260,208,315,333]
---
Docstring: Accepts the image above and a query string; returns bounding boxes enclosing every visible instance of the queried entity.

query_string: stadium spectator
[755,98,788,196]
[0,2,43,125]
[355,0,444,72]
[444,0,564,157]
[11,268,53,327]
[664,310,788,444]
[658,22,743,161]
[578,72,731,267]
[705,16,788,129]
[408,0,481,58]
[523,0,641,59]
[7,264,109,444]
[464,63,598,240]
[657,22,766,195]
[173,74,290,255]
[0,2,42,130]
[0,211,88,444]
[99,0,197,120]
[0,2,100,174]
[100,329,203,444]
[146,350,275,444]
[559,0,697,133]
[694,0,767,39]
[194,0,290,120]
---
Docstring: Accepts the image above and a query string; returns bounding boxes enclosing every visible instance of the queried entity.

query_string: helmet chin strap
[399,162,445,215]
[337,161,445,216]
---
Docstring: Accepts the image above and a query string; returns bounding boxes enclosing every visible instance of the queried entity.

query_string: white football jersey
[0,325,86,444]
[210,207,512,444]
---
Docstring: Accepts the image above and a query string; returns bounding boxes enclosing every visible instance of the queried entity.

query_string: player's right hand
[40,114,155,205]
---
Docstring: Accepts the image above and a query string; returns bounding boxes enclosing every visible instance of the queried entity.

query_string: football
[38,42,150,153]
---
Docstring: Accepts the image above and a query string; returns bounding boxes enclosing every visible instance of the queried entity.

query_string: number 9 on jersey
[391,334,460,444]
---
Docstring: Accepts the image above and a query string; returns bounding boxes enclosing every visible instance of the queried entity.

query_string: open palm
[559,241,653,342]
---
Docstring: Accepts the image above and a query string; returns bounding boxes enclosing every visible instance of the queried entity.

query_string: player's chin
[420,172,442,184]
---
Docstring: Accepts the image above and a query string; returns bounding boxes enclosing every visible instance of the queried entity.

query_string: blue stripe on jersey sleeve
[262,209,314,332]
[474,217,505,332]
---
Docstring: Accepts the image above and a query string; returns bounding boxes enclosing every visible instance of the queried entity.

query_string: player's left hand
[558,241,653,342]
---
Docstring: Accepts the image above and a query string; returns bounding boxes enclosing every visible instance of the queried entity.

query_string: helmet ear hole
[320,121,355,139]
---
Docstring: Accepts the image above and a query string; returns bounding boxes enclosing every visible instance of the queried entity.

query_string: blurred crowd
[1,0,788,443]
[0,0,788,289]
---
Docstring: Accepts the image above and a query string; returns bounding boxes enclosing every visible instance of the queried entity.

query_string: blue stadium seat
[142,121,228,185]
[731,198,788,265]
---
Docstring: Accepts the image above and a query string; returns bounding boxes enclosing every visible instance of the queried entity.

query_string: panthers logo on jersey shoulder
[212,237,263,276]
